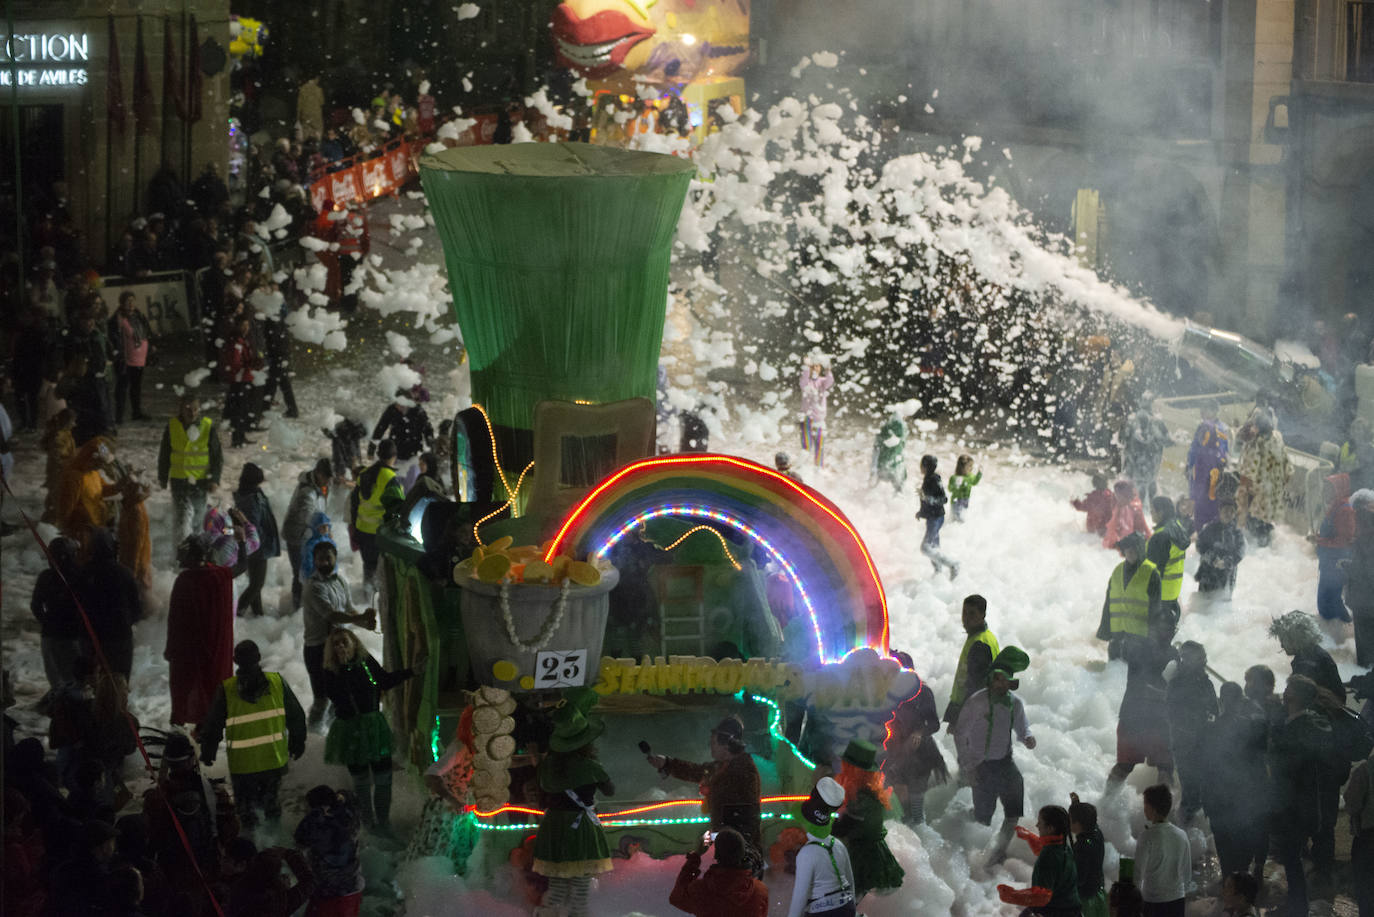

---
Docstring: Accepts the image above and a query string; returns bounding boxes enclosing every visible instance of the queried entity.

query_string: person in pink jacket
[111,291,152,424]
[1102,480,1150,550]
[799,362,834,468]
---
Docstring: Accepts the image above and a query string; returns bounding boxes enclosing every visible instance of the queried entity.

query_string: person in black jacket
[260,310,299,419]
[1201,682,1270,881]
[75,529,142,680]
[1270,610,1345,703]
[887,650,948,826]
[1105,614,1178,797]
[1269,675,1337,917]
[31,535,83,697]
[371,395,432,464]
[233,462,280,618]
[200,642,308,832]
[1165,640,1217,824]
[320,628,418,833]
[916,454,958,578]
[1195,498,1245,596]
[1068,794,1107,916]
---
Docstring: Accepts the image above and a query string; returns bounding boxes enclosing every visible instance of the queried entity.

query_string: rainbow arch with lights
[544,454,889,663]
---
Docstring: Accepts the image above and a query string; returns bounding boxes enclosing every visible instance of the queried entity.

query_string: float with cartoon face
[552,0,750,85]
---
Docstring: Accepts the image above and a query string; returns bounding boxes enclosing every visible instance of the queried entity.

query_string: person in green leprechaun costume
[831,738,905,902]
[786,776,857,917]
[953,645,1036,864]
[532,689,614,917]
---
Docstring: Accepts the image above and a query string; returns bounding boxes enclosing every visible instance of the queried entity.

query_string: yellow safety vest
[1108,559,1158,638]
[223,672,288,774]
[355,465,396,534]
[1153,526,1187,602]
[168,417,213,481]
[950,629,1000,706]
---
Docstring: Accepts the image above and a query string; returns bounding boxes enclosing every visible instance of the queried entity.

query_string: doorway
[0,103,66,202]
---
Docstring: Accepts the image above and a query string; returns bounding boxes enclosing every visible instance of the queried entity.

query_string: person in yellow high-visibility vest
[1095,532,1161,659]
[1146,495,1190,624]
[348,438,403,587]
[943,594,999,730]
[199,640,307,831]
[157,393,223,547]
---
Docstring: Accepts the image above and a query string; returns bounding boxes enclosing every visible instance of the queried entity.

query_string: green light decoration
[461,692,816,835]
[738,692,818,771]
[432,714,443,763]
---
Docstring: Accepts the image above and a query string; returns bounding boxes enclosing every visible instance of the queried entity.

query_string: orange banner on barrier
[308,137,424,212]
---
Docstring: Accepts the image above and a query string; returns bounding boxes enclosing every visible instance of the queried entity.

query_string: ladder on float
[654,565,706,658]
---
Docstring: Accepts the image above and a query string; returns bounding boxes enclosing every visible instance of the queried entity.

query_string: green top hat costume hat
[841,738,880,771]
[795,776,846,838]
[987,645,1030,690]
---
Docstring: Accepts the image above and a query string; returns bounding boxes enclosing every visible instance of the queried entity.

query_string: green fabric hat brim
[549,715,604,753]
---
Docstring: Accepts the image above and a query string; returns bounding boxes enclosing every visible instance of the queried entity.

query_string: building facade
[1,0,231,264]
[755,0,1371,340]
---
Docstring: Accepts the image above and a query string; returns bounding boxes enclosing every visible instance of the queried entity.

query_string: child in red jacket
[669,827,768,917]
[1102,480,1150,549]
[1072,473,1114,537]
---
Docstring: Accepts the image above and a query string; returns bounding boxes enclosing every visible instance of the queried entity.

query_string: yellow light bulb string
[472,461,534,547]
[471,403,518,499]
[662,525,742,570]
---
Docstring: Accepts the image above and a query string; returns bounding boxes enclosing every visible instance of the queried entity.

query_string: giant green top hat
[419,143,696,435]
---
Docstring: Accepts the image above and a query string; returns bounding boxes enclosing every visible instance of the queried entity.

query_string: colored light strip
[591,504,828,662]
[544,455,889,651]
[471,460,534,546]
[661,524,742,570]
[470,403,529,510]
[740,691,817,771]
[431,715,442,763]
[471,795,809,824]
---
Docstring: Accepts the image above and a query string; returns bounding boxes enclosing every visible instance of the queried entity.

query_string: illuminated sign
[0,30,91,89]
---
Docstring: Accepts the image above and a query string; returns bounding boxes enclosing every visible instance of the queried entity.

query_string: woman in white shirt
[787,776,857,917]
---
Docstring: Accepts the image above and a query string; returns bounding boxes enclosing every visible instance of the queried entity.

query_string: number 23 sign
[535,650,587,689]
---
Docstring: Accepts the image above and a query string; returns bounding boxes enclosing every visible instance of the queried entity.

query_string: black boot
[372,770,394,836]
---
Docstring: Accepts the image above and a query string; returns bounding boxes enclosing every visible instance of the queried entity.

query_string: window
[559,433,619,487]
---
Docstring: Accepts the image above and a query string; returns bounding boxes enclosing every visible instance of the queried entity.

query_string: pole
[133,16,142,218]
[105,32,113,266]
[6,0,24,291]
[182,5,190,195]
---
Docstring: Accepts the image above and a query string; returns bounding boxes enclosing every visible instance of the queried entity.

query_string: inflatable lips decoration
[553,4,655,77]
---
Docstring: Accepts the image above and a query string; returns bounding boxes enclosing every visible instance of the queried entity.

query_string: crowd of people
[1,325,444,913]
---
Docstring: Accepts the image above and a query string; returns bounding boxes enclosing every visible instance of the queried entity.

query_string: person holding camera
[646,715,762,851]
[668,826,768,917]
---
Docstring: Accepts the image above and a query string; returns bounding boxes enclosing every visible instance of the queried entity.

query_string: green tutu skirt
[324,711,393,768]
[532,809,613,878]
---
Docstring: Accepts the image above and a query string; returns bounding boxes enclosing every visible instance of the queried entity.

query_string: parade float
[552,0,751,143]
[374,142,920,876]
